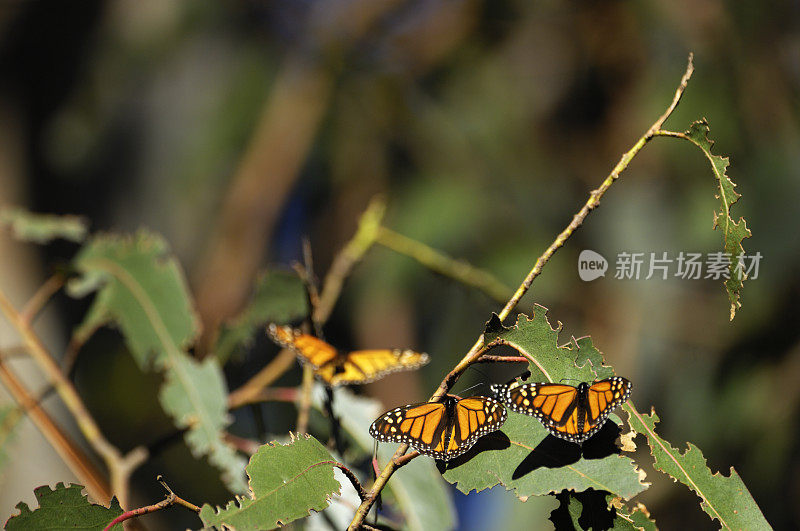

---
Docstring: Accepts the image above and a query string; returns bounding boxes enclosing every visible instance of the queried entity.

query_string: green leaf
[0,406,22,475]
[442,412,646,500]
[681,119,751,320]
[5,483,123,530]
[444,306,646,500]
[625,404,768,529]
[312,385,456,531]
[610,499,657,530]
[68,231,247,492]
[0,206,87,243]
[549,492,656,530]
[199,434,341,530]
[214,270,308,364]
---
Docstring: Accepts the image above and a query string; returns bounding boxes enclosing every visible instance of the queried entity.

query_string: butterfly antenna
[458,365,500,395]
[452,381,486,397]
[465,364,491,381]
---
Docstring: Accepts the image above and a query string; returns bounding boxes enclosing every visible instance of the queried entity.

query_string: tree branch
[375,226,512,304]
[0,289,147,508]
[102,475,199,531]
[347,53,696,530]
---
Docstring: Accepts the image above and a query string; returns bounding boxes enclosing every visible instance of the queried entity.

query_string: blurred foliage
[0,0,798,529]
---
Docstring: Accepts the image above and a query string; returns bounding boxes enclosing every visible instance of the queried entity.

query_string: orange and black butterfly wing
[444,396,507,459]
[491,382,584,442]
[582,376,633,437]
[267,324,338,369]
[324,349,429,386]
[369,402,450,458]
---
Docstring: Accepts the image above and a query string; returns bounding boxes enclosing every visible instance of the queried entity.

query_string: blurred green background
[0,1,797,529]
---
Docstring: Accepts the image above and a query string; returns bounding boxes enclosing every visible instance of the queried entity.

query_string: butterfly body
[268,324,429,386]
[369,395,507,460]
[490,377,631,444]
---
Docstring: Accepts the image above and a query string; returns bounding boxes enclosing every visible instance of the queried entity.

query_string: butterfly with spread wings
[267,324,429,386]
[369,395,507,460]
[490,377,632,444]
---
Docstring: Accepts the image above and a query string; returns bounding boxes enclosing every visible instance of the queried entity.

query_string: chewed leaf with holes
[682,120,751,320]
[68,231,247,492]
[0,206,88,243]
[611,498,657,530]
[443,305,645,500]
[199,434,341,530]
[625,404,768,529]
[214,269,308,364]
[549,491,656,530]
[5,483,122,530]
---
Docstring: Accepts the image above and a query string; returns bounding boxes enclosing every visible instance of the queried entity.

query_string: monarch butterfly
[267,324,429,386]
[369,395,507,460]
[490,377,632,444]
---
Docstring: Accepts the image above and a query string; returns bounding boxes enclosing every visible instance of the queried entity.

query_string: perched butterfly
[490,377,632,444]
[267,324,429,386]
[369,395,507,460]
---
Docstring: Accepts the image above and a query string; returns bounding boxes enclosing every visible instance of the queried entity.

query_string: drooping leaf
[681,119,751,320]
[625,403,768,529]
[0,406,22,474]
[0,206,88,244]
[68,231,247,492]
[444,306,646,500]
[5,483,122,530]
[199,434,341,530]
[214,269,308,364]
[311,385,456,531]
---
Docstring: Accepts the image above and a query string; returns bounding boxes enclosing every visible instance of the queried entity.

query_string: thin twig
[334,462,368,502]
[299,238,323,337]
[102,476,199,531]
[158,475,201,512]
[0,345,29,359]
[20,274,64,325]
[474,354,528,364]
[227,348,297,409]
[0,288,147,507]
[376,226,512,304]
[296,365,315,434]
[228,387,299,409]
[315,196,386,324]
[294,241,322,434]
[0,356,110,503]
[347,53,696,530]
[392,451,420,468]
[223,432,262,455]
[227,197,386,410]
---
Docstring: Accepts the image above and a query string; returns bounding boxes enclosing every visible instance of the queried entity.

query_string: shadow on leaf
[436,431,511,472]
[550,489,615,531]
[512,436,581,479]
[511,421,623,480]
[581,421,622,460]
